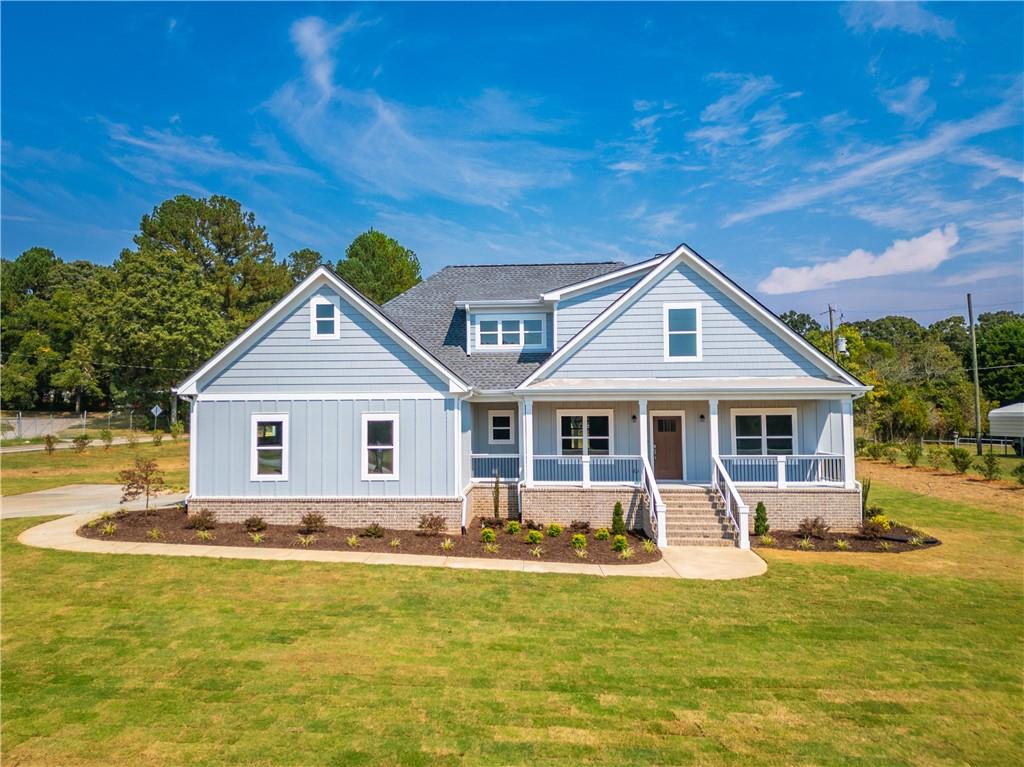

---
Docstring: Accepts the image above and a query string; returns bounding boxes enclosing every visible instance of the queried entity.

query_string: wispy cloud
[939,262,1021,287]
[624,202,692,238]
[879,76,935,127]
[953,148,1024,186]
[757,225,959,294]
[686,73,803,155]
[842,2,956,40]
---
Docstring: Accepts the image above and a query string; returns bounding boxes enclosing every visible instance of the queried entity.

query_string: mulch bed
[750,524,941,553]
[78,506,662,565]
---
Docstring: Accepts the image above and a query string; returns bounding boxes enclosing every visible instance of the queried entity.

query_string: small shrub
[42,433,57,455]
[594,527,610,541]
[99,511,114,521]
[927,449,944,471]
[760,534,775,547]
[574,548,588,559]
[100,428,114,449]
[882,444,899,464]
[361,523,386,539]
[102,522,116,536]
[904,442,923,467]
[797,537,815,551]
[299,512,327,534]
[611,501,626,536]
[618,546,635,561]
[126,430,139,449]
[529,545,543,558]
[478,517,502,529]
[642,539,656,554]
[389,538,401,549]
[170,421,185,441]
[346,534,360,549]
[947,447,972,474]
[146,527,162,541]
[571,533,587,550]
[480,527,497,544]
[296,534,317,547]
[834,539,849,551]
[72,433,92,453]
[524,529,544,544]
[418,513,447,536]
[878,540,892,552]
[483,542,500,555]
[524,519,543,531]
[908,535,923,546]
[753,501,769,536]
[195,529,214,541]
[977,451,1001,481]
[546,523,563,538]
[1013,462,1024,486]
[244,515,267,533]
[611,534,628,552]
[440,537,455,553]
[568,520,591,533]
[504,520,521,535]
[151,431,163,447]
[185,509,216,531]
[796,516,830,539]
[248,531,265,544]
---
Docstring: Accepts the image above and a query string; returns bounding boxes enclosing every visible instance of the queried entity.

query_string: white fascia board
[177,267,470,395]
[540,256,664,301]
[520,388,865,401]
[455,298,549,308]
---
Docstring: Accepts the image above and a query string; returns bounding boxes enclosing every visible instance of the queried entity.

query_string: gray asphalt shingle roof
[382,262,627,390]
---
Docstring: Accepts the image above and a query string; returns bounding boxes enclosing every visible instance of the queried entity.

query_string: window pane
[257,449,283,475]
[367,448,394,475]
[766,438,793,455]
[523,319,542,333]
[588,437,610,455]
[257,421,283,447]
[316,319,335,336]
[366,420,393,447]
[523,331,542,346]
[766,415,794,437]
[501,319,521,332]
[491,416,510,429]
[492,428,511,441]
[668,332,697,358]
[656,418,677,433]
[561,437,583,455]
[480,320,498,333]
[561,415,584,438]
[480,332,498,346]
[735,437,763,456]
[315,303,334,319]
[587,415,610,438]
[735,415,763,438]
[668,308,697,332]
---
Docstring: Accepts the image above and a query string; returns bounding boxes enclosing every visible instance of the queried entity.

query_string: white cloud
[842,2,956,39]
[687,73,801,156]
[625,202,692,238]
[954,148,1024,186]
[879,76,935,127]
[939,263,1022,287]
[757,225,959,295]
[700,73,778,123]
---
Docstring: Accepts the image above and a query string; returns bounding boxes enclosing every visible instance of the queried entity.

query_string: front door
[653,415,683,480]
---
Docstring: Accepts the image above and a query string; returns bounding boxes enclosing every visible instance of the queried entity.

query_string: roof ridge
[440,261,625,269]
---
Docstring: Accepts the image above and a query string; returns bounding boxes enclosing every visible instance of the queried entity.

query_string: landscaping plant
[299,512,327,534]
[100,428,114,449]
[492,468,501,519]
[611,534,628,552]
[834,539,849,551]
[101,522,116,536]
[568,520,590,533]
[388,538,401,549]
[571,533,587,551]
[184,509,215,531]
[244,515,267,533]
[642,539,656,554]
[248,532,265,544]
[861,477,872,517]
[43,433,56,455]
[346,535,360,549]
[594,527,610,541]
[118,457,166,510]
[418,514,446,536]
[440,537,455,553]
[927,449,944,471]
[1013,462,1024,485]
[611,501,626,536]
[483,542,499,555]
[529,545,543,558]
[904,441,923,467]
[546,523,562,538]
[296,534,316,547]
[977,450,1001,481]
[797,537,815,550]
[947,447,973,474]
[504,520,520,535]
[480,527,497,544]
[618,546,635,560]
[146,528,162,541]
[195,529,214,542]
[361,523,385,538]
[753,501,769,535]
[151,431,163,447]
[796,516,830,539]
[72,433,92,453]
[170,421,185,441]
[760,534,775,547]
[524,529,543,545]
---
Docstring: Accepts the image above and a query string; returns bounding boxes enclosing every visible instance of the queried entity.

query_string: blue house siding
[470,403,520,455]
[542,263,826,380]
[555,274,643,347]
[532,401,640,456]
[195,397,459,497]
[718,400,844,456]
[201,285,449,394]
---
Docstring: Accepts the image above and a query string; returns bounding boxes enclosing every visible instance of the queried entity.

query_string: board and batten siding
[470,403,520,454]
[200,285,449,394]
[555,273,644,347]
[195,398,459,497]
[718,400,844,457]
[531,401,640,456]
[543,263,826,380]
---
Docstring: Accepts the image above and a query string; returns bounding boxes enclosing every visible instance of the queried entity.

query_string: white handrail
[712,455,750,550]
[640,455,667,547]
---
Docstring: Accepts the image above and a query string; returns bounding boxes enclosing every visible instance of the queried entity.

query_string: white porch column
[708,399,720,464]
[638,399,649,464]
[188,397,198,498]
[522,400,534,486]
[841,398,856,489]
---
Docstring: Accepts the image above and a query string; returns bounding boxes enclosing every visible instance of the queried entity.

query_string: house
[175,244,870,549]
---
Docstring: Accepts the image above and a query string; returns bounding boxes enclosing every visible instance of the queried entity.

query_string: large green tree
[779,310,821,336]
[335,229,421,303]
[286,248,324,284]
[975,312,1024,405]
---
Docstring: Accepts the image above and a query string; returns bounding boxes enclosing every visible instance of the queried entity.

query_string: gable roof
[382,261,626,390]
[518,244,868,391]
[175,267,471,396]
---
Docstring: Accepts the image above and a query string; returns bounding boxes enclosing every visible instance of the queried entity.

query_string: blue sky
[2,2,1022,321]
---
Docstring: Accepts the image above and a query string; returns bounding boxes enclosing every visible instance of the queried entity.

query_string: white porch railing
[471,454,521,481]
[712,455,750,549]
[719,453,844,488]
[640,455,667,547]
[532,455,642,486]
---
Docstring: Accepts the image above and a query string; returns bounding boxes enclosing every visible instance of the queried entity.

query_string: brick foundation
[189,497,463,533]
[519,486,647,530]
[739,487,862,532]
[467,482,520,520]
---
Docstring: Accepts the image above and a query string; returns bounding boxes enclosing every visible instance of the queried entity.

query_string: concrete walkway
[1,484,189,519]
[16,513,767,580]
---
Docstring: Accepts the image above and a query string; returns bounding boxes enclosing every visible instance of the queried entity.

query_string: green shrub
[296,534,316,547]
[611,501,626,536]
[927,449,944,471]
[878,540,892,552]
[947,447,972,474]
[346,534,360,549]
[504,520,521,535]
[977,451,1001,481]
[642,539,656,554]
[860,514,891,539]
[524,529,544,544]
[418,514,446,536]
[101,523,116,537]
[125,430,139,449]
[480,527,497,544]
[594,527,610,541]
[1013,462,1024,485]
[72,433,92,453]
[185,509,216,531]
[100,428,114,449]
[440,537,455,553]
[298,512,327,534]
[753,501,769,536]
[546,523,562,538]
[797,537,815,551]
[908,535,923,546]
[43,433,57,455]
[170,421,185,441]
[618,546,635,561]
[834,539,849,551]
[195,529,214,542]
[904,442,923,467]
[146,527,162,541]
[571,533,587,550]
[151,431,163,447]
[760,534,775,547]
[244,515,267,533]
[882,444,899,464]
[248,532,265,544]
[796,516,830,539]
[361,523,386,538]
[611,534,628,552]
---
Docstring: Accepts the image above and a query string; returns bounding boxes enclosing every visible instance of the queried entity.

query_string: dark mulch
[750,524,941,553]
[78,507,661,565]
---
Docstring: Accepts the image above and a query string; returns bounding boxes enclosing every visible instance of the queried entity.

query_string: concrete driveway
[1,484,188,519]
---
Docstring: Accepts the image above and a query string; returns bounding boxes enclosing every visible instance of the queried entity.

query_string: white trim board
[196,391,450,402]
[541,256,664,301]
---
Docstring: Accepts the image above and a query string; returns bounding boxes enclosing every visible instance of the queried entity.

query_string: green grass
[1,440,189,496]
[2,482,1021,765]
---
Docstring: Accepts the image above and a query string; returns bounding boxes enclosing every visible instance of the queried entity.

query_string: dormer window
[310,296,340,339]
[476,314,546,350]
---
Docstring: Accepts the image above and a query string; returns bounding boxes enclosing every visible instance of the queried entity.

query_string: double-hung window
[732,409,796,455]
[488,410,515,445]
[477,315,545,349]
[663,303,702,360]
[310,296,340,339]
[557,410,612,456]
[362,414,399,480]
[251,414,288,481]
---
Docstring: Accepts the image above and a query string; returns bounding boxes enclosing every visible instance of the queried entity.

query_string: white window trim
[250,413,289,482]
[488,409,515,445]
[555,408,614,456]
[662,302,703,361]
[309,296,341,340]
[474,313,547,351]
[730,407,798,455]
[361,413,400,481]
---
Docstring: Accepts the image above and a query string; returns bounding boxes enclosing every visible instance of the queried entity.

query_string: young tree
[335,229,421,303]
[118,457,166,510]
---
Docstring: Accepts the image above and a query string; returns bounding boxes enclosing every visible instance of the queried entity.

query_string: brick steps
[661,487,737,547]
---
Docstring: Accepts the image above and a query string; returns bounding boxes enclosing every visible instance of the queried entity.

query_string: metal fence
[0,409,157,440]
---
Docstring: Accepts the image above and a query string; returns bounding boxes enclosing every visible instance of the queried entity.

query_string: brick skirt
[189,497,462,532]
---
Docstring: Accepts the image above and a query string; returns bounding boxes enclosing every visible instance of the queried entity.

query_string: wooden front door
[653,415,683,480]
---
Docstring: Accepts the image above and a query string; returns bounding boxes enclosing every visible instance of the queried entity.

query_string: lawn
[1,440,189,496]
[2,481,1022,766]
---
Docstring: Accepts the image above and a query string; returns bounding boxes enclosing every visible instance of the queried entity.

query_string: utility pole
[967,293,983,455]
[827,304,838,362]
